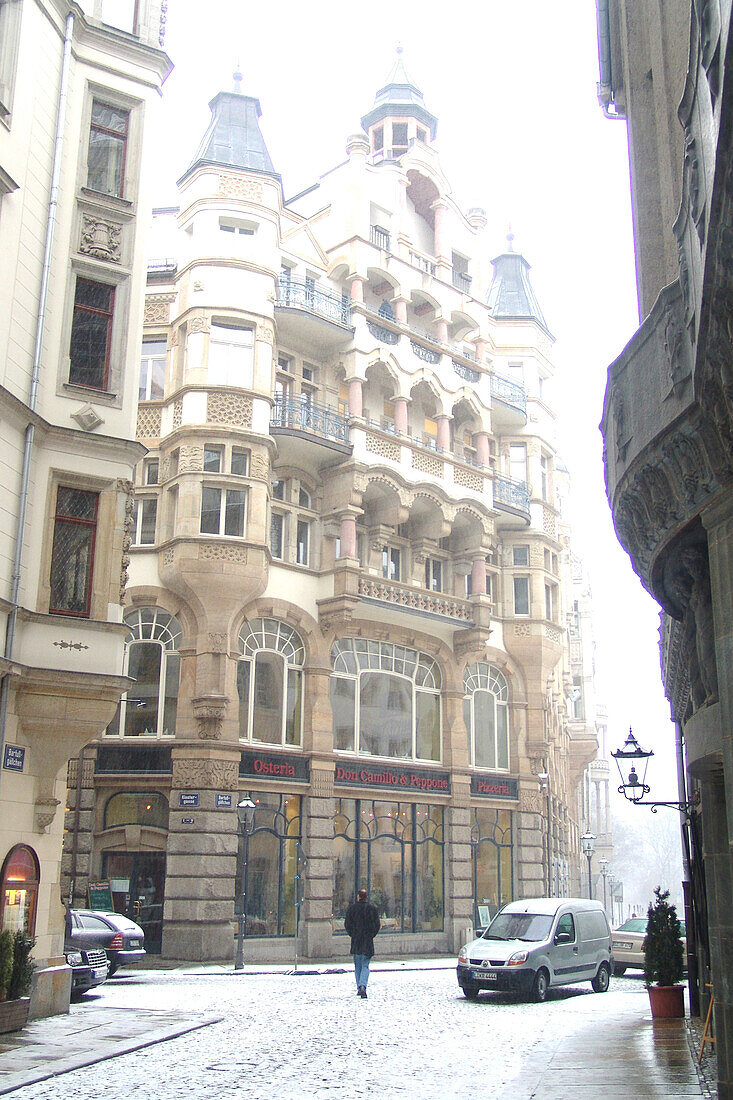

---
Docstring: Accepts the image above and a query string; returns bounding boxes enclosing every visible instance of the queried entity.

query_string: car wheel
[612,963,626,977]
[531,968,549,1003]
[592,963,611,993]
[107,962,118,977]
[462,984,480,1000]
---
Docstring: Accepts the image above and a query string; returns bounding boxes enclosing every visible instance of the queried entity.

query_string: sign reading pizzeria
[335,762,451,794]
[240,751,310,783]
[470,774,519,800]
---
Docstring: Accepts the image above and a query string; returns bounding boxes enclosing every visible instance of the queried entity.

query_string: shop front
[469,773,517,929]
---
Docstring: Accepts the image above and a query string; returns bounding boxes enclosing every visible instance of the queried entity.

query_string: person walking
[344,887,380,998]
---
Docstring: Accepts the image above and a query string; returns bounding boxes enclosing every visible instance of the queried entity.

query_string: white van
[456,897,612,1002]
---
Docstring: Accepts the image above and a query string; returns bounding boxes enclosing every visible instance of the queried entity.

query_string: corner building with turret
[63,59,600,961]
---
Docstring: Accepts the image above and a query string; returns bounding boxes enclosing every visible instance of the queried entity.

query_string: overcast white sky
[146,0,682,821]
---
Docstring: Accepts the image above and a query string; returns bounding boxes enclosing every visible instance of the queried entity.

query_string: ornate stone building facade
[597,2,733,1095]
[0,0,170,1015]
[63,60,599,963]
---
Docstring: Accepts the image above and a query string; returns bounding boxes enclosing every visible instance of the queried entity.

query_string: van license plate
[473,969,497,980]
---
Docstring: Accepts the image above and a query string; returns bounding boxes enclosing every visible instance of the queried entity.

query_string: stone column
[470,556,487,596]
[301,665,335,958]
[339,514,357,559]
[436,415,451,452]
[393,297,408,324]
[516,786,545,899]
[701,775,733,1100]
[702,497,733,841]
[162,746,241,961]
[432,199,450,268]
[347,378,363,418]
[394,397,409,435]
[436,319,449,344]
[350,276,364,302]
[475,431,490,467]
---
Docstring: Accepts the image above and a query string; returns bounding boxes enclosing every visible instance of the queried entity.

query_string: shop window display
[330,639,441,761]
[104,791,169,831]
[333,799,443,934]
[235,793,301,937]
[471,807,513,928]
[0,845,39,935]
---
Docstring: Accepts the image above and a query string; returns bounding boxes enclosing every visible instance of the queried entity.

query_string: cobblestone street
[6,968,699,1099]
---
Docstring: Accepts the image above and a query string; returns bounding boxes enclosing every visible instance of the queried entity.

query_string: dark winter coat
[344,897,381,957]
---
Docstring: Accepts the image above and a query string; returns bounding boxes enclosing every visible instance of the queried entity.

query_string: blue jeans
[353,954,371,989]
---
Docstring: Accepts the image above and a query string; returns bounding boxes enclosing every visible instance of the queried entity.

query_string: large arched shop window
[471,807,513,928]
[463,662,510,770]
[237,618,305,746]
[104,792,169,830]
[0,845,40,935]
[107,608,181,737]
[330,638,441,761]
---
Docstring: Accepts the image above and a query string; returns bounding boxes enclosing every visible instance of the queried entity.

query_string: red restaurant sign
[334,762,450,793]
[470,774,518,800]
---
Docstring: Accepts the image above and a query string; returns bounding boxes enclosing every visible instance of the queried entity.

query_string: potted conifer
[644,887,685,1018]
[0,931,35,1034]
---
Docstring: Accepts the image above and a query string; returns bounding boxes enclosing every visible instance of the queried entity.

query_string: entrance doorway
[101,851,166,952]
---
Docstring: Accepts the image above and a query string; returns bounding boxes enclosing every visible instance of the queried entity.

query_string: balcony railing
[277,277,351,326]
[358,575,473,622]
[370,225,391,251]
[452,270,472,293]
[493,475,530,514]
[490,374,527,415]
[411,340,441,365]
[271,397,350,445]
[453,361,480,383]
[410,251,436,276]
[367,320,400,345]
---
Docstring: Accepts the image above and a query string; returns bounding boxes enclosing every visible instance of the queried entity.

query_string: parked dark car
[70,910,146,975]
[64,914,110,998]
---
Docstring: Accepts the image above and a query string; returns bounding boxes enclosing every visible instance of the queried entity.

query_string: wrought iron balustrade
[410,251,436,275]
[452,270,472,293]
[493,475,530,514]
[490,373,527,414]
[410,340,441,365]
[367,320,400,345]
[271,397,349,445]
[358,575,473,622]
[370,225,391,251]
[277,277,351,326]
[453,360,480,383]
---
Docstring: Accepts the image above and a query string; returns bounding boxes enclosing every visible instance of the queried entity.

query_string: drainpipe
[596,0,625,119]
[0,12,75,760]
[676,718,699,1016]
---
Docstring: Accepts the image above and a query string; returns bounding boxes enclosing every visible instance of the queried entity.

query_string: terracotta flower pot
[647,984,685,1018]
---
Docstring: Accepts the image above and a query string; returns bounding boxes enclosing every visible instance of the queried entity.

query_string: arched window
[330,639,442,761]
[107,608,181,737]
[0,845,40,935]
[104,792,169,830]
[238,619,305,746]
[464,663,510,770]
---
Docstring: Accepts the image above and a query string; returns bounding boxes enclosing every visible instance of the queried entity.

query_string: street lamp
[599,857,609,915]
[234,798,256,971]
[580,830,595,899]
[611,728,691,816]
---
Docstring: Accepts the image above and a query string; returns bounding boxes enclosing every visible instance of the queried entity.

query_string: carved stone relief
[178,445,203,472]
[684,131,705,243]
[218,175,264,201]
[188,312,210,334]
[662,301,691,396]
[173,759,238,789]
[206,392,253,428]
[199,544,247,563]
[120,483,134,603]
[80,214,122,262]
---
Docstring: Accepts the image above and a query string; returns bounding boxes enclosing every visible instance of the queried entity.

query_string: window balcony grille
[490,373,527,415]
[452,270,472,293]
[410,340,441,365]
[370,225,391,251]
[277,277,351,326]
[493,475,530,515]
[452,361,480,383]
[410,251,436,276]
[271,397,349,445]
[367,320,400,345]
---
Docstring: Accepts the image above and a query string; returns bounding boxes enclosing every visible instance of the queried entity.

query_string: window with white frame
[87,100,129,198]
[107,607,181,737]
[509,443,527,485]
[203,445,223,473]
[200,486,246,537]
[237,619,305,746]
[463,663,510,770]
[208,323,254,387]
[382,545,401,581]
[101,0,139,34]
[132,497,157,545]
[540,453,550,500]
[0,0,22,120]
[425,557,443,592]
[330,639,442,761]
[270,512,286,559]
[296,519,309,566]
[513,575,530,616]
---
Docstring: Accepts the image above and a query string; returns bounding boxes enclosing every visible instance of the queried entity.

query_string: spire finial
[233,64,243,95]
[506,225,515,252]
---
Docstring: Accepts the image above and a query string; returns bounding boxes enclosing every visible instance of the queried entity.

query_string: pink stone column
[394,298,408,324]
[348,378,363,418]
[394,398,408,435]
[339,514,357,558]
[350,276,364,302]
[436,415,451,452]
[474,338,487,364]
[436,319,449,344]
[432,200,448,262]
[475,431,490,466]
[471,557,487,595]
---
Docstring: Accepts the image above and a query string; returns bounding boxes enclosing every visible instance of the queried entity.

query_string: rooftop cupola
[487,233,551,335]
[178,70,279,185]
[360,47,438,161]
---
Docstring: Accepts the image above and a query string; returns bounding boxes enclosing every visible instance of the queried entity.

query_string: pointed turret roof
[360,48,438,140]
[487,236,550,334]
[179,89,279,185]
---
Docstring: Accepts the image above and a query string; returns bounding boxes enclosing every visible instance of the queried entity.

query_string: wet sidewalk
[0,1006,222,1095]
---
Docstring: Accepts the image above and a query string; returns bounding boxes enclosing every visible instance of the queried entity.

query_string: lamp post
[234,798,256,971]
[599,857,609,915]
[537,772,551,895]
[581,830,595,899]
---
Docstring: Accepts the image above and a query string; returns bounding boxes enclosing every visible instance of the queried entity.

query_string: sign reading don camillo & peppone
[335,762,451,794]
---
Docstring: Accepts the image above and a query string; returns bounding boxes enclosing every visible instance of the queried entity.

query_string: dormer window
[392,122,408,152]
